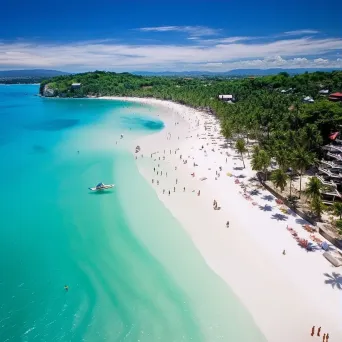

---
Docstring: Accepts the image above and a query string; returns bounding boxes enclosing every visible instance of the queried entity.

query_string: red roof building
[328,92,342,102]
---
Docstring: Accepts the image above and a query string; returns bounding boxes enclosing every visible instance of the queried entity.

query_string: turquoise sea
[0,85,266,342]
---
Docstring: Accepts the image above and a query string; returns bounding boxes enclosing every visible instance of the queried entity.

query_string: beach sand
[101,96,342,342]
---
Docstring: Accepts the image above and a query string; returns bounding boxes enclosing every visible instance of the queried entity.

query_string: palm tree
[305,177,322,200]
[281,152,296,198]
[293,148,314,198]
[311,196,325,218]
[251,147,261,171]
[221,120,233,140]
[270,169,288,192]
[251,148,270,180]
[333,202,342,219]
[274,148,290,171]
[235,138,247,168]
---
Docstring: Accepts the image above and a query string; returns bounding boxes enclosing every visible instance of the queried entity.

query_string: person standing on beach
[317,327,321,336]
[174,187,175,192]
[176,179,178,184]
[152,179,154,184]
[157,180,159,185]
[322,333,326,341]
[226,221,229,228]
[163,189,165,194]
[326,333,329,341]
[168,190,170,196]
[183,187,185,192]
[311,326,315,336]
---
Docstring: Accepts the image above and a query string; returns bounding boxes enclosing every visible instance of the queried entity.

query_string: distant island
[132,68,342,77]
[0,69,69,84]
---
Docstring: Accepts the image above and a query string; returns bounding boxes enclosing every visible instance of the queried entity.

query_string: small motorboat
[89,182,115,191]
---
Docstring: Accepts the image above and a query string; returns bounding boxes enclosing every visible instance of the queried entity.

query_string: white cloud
[1,35,342,71]
[138,26,220,37]
[314,58,329,64]
[205,62,223,67]
[195,57,342,71]
[193,36,250,44]
[284,29,319,35]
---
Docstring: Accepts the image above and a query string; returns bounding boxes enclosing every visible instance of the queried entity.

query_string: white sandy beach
[102,96,342,342]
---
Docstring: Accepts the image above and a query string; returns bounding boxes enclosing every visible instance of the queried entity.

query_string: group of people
[150,148,192,197]
[311,326,330,341]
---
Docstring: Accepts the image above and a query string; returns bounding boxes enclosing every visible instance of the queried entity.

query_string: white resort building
[218,94,235,103]
[318,131,342,204]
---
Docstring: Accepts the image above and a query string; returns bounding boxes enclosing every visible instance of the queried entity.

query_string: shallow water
[0,85,266,341]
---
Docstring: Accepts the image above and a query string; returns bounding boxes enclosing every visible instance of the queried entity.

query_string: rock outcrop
[42,84,56,97]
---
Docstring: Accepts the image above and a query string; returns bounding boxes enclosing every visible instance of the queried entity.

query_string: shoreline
[100,96,341,341]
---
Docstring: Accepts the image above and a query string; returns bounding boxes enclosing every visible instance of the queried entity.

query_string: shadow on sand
[262,195,274,202]
[271,213,288,221]
[295,218,307,225]
[259,204,273,212]
[250,189,261,196]
[324,272,342,290]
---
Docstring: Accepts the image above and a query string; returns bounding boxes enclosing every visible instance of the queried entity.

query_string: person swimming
[64,285,69,292]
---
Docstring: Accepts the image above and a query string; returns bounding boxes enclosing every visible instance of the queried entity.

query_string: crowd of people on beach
[134,109,233,231]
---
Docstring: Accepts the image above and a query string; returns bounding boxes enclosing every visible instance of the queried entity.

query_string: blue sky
[0,0,341,71]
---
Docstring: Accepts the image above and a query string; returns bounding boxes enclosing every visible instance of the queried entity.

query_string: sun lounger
[323,252,342,267]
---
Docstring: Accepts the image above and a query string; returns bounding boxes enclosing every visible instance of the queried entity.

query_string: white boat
[89,182,115,191]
